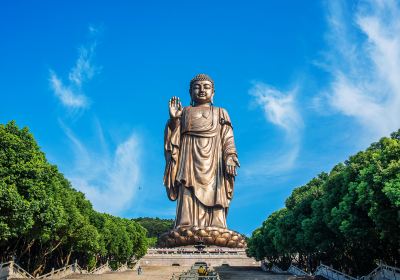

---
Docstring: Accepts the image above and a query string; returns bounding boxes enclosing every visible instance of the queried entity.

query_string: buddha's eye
[204,85,211,89]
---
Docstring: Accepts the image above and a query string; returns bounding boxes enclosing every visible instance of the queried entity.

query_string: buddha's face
[191,80,214,105]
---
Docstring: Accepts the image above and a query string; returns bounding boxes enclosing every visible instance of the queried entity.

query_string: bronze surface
[162,74,243,247]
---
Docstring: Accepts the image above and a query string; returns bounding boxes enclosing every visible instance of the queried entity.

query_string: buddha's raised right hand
[169,96,183,119]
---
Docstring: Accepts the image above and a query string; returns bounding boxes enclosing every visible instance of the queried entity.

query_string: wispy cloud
[61,122,141,214]
[321,0,400,140]
[50,71,89,108]
[48,26,142,215]
[49,28,99,109]
[245,82,303,178]
[250,82,302,137]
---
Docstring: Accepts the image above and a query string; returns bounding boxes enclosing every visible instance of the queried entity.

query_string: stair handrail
[315,263,357,280]
[36,265,68,279]
[0,261,11,270]
[260,261,268,272]
[36,261,83,279]
[271,264,285,273]
[115,263,128,272]
[90,261,111,274]
[359,264,382,280]
[9,261,35,279]
[359,263,400,280]
[287,264,309,276]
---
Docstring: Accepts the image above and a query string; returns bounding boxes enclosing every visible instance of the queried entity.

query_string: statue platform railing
[147,247,247,256]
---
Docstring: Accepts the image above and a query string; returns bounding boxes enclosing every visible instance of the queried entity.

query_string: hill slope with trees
[0,121,148,276]
[133,217,174,238]
[247,130,400,276]
[133,217,174,247]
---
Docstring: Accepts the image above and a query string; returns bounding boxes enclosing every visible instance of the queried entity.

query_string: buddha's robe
[163,105,237,229]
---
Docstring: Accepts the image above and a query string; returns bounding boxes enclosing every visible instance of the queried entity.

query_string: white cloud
[50,71,88,108]
[88,25,100,35]
[250,82,302,137]
[68,45,96,88]
[245,82,303,178]
[49,28,99,109]
[61,122,141,215]
[322,0,400,140]
[49,27,140,215]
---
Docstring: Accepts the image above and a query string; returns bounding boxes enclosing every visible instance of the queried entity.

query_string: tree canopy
[247,130,400,276]
[132,217,174,247]
[133,217,174,238]
[0,121,148,275]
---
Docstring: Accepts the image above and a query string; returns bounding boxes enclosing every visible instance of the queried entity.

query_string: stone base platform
[138,247,260,267]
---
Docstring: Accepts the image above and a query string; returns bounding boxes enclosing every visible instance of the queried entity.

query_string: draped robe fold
[163,105,237,229]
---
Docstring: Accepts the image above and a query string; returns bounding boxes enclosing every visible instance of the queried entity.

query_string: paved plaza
[64,266,299,280]
[65,266,186,280]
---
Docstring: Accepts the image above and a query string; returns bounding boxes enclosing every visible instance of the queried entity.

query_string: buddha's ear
[189,89,194,105]
[189,84,194,98]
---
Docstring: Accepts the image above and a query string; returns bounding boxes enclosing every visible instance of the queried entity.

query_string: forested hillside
[0,121,148,276]
[133,217,174,247]
[133,217,174,237]
[247,130,400,276]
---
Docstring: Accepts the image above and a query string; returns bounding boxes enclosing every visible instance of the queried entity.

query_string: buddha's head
[189,74,214,105]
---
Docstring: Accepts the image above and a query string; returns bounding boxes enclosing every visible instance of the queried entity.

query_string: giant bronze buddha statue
[160,74,245,248]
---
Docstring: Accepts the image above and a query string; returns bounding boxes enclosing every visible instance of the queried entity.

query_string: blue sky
[1,0,400,235]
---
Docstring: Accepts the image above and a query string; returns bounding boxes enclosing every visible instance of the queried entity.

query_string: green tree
[133,217,174,238]
[247,129,400,276]
[0,121,148,275]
